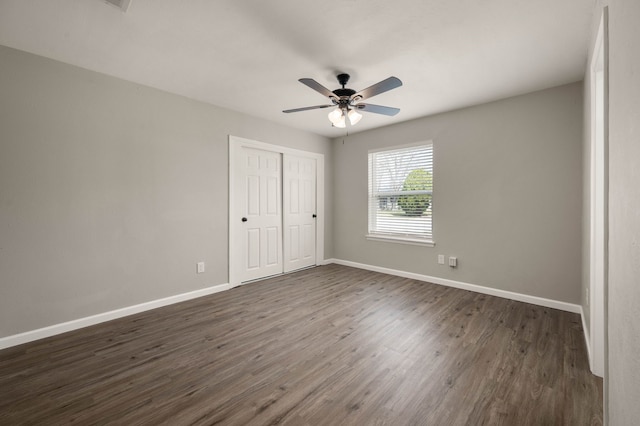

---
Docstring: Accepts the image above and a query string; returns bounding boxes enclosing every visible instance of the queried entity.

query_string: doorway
[229,136,325,286]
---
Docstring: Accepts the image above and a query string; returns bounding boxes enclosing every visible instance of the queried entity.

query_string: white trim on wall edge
[325,258,581,314]
[581,306,594,370]
[0,283,231,350]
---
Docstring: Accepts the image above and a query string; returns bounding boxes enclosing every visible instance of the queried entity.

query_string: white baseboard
[0,283,231,350]
[1,260,584,350]
[325,258,581,314]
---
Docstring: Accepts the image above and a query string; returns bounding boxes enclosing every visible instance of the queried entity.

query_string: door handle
[241,217,248,222]
[312,214,317,218]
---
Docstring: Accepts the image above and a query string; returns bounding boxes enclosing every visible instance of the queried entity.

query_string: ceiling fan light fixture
[328,108,346,128]
[348,108,362,125]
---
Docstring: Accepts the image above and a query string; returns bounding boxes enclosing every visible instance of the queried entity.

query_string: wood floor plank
[0,264,602,425]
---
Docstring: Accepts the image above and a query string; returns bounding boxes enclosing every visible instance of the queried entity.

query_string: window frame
[366,141,435,247]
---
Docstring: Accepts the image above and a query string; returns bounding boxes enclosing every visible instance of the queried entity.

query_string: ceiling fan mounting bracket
[337,73,350,87]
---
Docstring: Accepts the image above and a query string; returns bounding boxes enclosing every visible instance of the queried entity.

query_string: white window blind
[368,143,433,242]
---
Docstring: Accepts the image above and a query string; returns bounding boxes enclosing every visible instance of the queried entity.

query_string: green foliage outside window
[398,169,432,216]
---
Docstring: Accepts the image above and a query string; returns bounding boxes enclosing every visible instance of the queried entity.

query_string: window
[367,142,434,246]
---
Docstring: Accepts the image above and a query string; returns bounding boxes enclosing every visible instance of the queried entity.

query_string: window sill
[365,234,435,247]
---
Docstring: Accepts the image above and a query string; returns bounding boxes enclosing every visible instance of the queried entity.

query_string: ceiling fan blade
[283,104,334,113]
[354,103,400,116]
[353,77,402,101]
[299,78,337,99]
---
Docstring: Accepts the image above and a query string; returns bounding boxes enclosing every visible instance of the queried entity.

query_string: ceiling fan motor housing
[333,88,356,98]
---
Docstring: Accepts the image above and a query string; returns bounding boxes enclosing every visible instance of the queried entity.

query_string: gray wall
[332,83,583,303]
[606,0,640,423]
[0,45,332,338]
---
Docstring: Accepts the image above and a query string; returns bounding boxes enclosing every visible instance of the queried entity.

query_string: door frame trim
[588,8,608,379]
[228,135,325,288]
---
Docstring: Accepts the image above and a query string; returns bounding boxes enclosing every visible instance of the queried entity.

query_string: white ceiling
[0,0,593,138]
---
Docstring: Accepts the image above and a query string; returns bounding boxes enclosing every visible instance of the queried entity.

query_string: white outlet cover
[197,262,205,273]
[438,255,445,265]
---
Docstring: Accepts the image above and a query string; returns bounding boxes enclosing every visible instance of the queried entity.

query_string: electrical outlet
[196,262,205,274]
[438,255,445,265]
[448,257,457,268]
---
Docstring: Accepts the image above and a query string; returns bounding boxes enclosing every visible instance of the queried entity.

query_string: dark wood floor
[0,264,602,425]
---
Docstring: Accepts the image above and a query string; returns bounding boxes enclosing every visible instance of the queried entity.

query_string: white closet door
[237,147,283,282]
[283,154,316,273]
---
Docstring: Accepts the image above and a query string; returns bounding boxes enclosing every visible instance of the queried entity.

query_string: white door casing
[588,9,608,378]
[229,136,325,287]
[283,154,317,273]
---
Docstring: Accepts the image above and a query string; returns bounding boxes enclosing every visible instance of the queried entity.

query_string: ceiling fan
[283,73,403,128]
